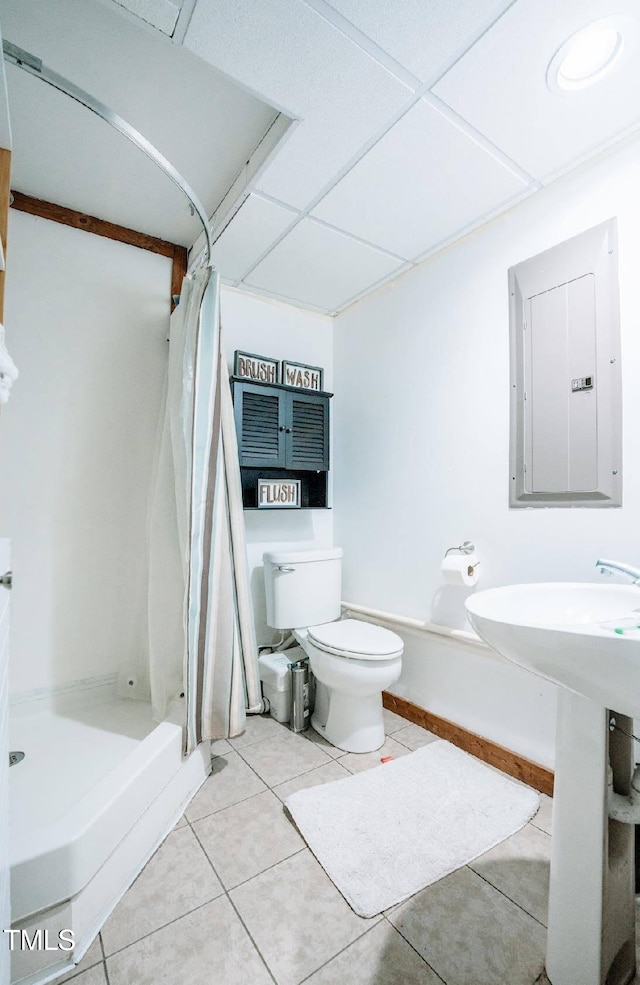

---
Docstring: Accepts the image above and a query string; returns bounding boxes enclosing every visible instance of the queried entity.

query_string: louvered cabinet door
[286,391,329,470]
[234,383,286,467]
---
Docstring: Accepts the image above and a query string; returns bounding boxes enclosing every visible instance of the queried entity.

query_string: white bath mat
[285,741,540,918]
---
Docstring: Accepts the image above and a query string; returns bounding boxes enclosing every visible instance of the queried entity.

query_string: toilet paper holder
[445,540,476,560]
[442,542,480,585]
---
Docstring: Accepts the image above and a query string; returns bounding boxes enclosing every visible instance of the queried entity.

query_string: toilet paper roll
[441,553,480,587]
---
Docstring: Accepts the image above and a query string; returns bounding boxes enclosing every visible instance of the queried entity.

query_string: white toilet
[263,548,403,753]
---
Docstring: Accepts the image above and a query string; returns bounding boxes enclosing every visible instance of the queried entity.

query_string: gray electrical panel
[509,219,621,508]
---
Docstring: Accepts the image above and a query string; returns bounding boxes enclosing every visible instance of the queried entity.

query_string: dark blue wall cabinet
[231,378,332,509]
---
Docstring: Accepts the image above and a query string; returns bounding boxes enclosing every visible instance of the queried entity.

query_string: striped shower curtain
[184,266,264,751]
[148,265,263,753]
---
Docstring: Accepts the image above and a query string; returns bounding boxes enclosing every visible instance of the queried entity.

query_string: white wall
[333,133,640,769]
[220,287,334,643]
[0,210,171,696]
[0,539,10,985]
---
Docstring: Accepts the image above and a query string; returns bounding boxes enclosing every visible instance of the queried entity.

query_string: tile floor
[59,709,571,985]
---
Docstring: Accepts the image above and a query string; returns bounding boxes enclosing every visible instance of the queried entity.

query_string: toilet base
[312,689,385,754]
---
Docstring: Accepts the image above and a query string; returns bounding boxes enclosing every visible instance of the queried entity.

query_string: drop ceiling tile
[312,99,528,260]
[2,0,277,246]
[109,0,180,35]
[323,0,512,82]
[244,218,404,311]
[184,0,412,209]
[211,195,297,282]
[433,0,640,181]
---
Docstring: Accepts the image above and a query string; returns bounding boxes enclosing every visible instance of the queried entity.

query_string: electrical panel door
[509,219,621,508]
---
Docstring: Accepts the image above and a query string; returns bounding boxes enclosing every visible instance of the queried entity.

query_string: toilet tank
[263,548,343,629]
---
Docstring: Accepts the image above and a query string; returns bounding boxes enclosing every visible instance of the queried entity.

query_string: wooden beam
[383,691,554,796]
[10,190,189,312]
[0,149,12,322]
[10,190,179,259]
[171,245,188,313]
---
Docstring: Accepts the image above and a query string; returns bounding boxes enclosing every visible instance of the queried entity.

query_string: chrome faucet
[596,559,640,585]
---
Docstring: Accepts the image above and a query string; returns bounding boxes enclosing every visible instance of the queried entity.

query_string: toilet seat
[307,618,403,661]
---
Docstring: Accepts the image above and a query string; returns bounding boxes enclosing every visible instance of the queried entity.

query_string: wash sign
[282,361,323,392]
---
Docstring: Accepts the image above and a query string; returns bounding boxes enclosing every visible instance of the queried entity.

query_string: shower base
[8,681,210,985]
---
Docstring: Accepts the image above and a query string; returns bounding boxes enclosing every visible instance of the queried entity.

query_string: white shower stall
[0,211,212,985]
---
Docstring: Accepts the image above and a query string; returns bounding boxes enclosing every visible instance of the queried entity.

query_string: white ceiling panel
[7,0,640,316]
[312,99,528,260]
[184,0,412,209]
[244,218,403,311]
[109,0,180,35]
[211,194,297,282]
[1,0,278,245]
[433,0,640,181]
[322,0,513,83]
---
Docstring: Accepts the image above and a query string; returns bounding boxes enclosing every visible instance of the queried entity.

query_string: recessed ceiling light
[547,17,636,93]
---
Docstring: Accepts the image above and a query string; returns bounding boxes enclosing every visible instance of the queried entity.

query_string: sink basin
[466,582,640,718]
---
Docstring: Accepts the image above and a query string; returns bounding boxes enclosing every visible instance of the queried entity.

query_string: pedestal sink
[466,583,640,985]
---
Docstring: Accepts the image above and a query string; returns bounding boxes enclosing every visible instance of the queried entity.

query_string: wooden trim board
[383,691,554,797]
[171,245,188,306]
[10,191,176,256]
[10,191,186,311]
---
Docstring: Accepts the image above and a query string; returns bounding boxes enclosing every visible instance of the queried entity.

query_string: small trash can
[258,646,303,723]
[290,658,311,733]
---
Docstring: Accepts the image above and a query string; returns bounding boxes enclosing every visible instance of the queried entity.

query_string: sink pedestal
[465,581,640,983]
[546,690,636,985]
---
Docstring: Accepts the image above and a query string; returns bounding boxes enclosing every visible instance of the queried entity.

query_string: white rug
[285,741,540,917]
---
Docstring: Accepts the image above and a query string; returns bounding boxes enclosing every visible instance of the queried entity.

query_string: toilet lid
[307,619,403,661]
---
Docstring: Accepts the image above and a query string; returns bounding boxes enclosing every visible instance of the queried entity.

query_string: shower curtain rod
[2,39,215,267]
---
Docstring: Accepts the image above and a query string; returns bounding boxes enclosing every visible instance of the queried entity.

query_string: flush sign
[258,479,301,509]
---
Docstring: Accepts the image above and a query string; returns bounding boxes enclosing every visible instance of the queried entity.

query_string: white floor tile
[106,896,272,985]
[185,749,267,821]
[231,850,378,985]
[389,866,546,985]
[273,760,351,801]
[192,789,304,888]
[101,827,223,955]
[238,729,332,787]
